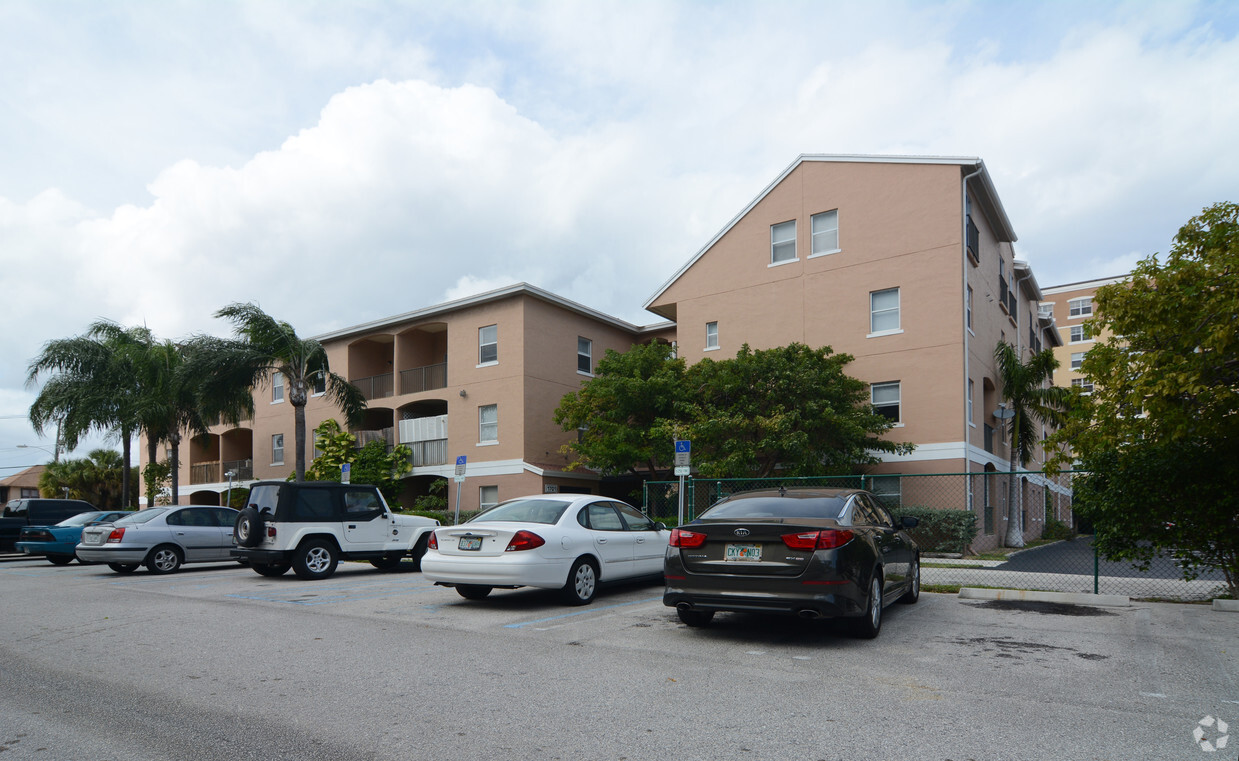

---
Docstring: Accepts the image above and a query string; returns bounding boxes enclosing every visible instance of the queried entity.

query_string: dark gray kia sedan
[663,488,920,638]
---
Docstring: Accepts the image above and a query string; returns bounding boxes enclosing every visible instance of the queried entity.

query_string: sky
[2,0,1237,473]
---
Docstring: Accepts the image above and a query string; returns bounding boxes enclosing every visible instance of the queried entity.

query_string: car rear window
[699,496,849,521]
[469,499,568,525]
[114,509,167,526]
[56,512,108,527]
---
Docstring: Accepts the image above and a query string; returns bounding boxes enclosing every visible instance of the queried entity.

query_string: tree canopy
[1055,201,1239,596]
[300,419,413,505]
[38,449,136,509]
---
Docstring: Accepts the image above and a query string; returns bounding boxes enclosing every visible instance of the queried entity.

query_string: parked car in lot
[15,510,134,564]
[663,488,920,638]
[77,505,240,574]
[421,494,669,605]
[1,498,98,552]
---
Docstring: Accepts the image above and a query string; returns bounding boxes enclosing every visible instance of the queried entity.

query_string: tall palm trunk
[1004,410,1023,548]
[292,378,309,482]
[168,431,181,505]
[120,428,132,508]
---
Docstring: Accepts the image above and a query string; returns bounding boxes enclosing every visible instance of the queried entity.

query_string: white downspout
[961,164,983,487]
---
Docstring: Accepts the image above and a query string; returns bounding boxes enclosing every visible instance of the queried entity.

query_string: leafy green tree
[684,343,912,478]
[993,341,1070,547]
[143,461,171,507]
[1055,201,1239,595]
[554,341,689,479]
[38,449,136,508]
[300,419,413,505]
[190,303,367,482]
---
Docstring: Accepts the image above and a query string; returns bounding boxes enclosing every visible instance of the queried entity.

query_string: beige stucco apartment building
[148,153,1080,547]
[1041,275,1126,393]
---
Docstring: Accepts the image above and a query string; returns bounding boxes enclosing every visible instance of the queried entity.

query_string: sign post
[453,456,467,525]
[674,440,691,525]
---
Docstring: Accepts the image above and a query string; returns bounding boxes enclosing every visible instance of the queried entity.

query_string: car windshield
[114,508,167,526]
[56,511,108,527]
[700,496,849,521]
[468,499,569,525]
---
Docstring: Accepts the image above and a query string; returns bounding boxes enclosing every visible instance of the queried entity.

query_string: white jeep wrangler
[231,480,439,580]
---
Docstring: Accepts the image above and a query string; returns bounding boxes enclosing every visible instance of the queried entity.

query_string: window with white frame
[871,381,901,423]
[770,220,797,264]
[705,321,719,350]
[810,210,839,255]
[968,379,975,423]
[1071,378,1094,393]
[479,485,499,510]
[577,337,592,374]
[479,325,498,365]
[271,433,284,465]
[1069,297,1093,317]
[869,476,901,509]
[479,404,498,443]
[966,285,973,330]
[1070,324,1091,343]
[1071,351,1085,370]
[272,371,284,403]
[869,288,900,335]
[311,372,326,396]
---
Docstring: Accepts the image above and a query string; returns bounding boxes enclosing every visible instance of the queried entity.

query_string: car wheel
[370,553,403,572]
[456,584,492,600]
[252,562,291,577]
[46,554,74,566]
[851,572,883,639]
[676,608,715,627]
[899,556,920,604]
[108,563,139,574]
[292,539,338,580]
[234,507,264,548]
[145,545,183,574]
[407,534,430,571]
[561,557,598,606]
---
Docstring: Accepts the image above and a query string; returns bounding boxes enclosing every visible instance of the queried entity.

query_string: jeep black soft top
[245,480,388,523]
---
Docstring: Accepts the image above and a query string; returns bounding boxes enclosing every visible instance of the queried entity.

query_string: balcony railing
[407,438,449,467]
[223,459,253,481]
[355,428,394,448]
[966,216,979,262]
[190,459,254,484]
[190,462,220,485]
[399,362,448,395]
[352,373,394,400]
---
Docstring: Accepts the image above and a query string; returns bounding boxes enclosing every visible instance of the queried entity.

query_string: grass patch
[922,584,962,594]
[924,562,993,569]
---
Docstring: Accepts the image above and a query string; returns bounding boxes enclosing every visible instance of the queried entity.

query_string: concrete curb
[1213,599,1239,613]
[958,587,1131,608]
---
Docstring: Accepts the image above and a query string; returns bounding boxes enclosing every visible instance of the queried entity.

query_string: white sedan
[422,494,669,605]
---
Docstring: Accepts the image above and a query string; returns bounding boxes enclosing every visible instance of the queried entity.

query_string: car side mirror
[900,516,919,529]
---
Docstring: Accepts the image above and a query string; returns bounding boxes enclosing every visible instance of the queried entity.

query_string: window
[577,337,592,374]
[869,288,900,335]
[478,325,498,365]
[271,434,284,465]
[868,479,901,510]
[770,220,796,264]
[966,285,973,330]
[1071,378,1094,394]
[871,382,901,423]
[1070,324,1091,343]
[479,485,499,511]
[479,404,498,443]
[705,321,719,350]
[968,379,975,424]
[311,372,326,396]
[1071,352,1085,370]
[1069,297,1093,318]
[810,210,839,255]
[272,372,284,403]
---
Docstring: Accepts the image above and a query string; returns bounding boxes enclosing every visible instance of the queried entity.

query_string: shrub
[1041,518,1075,542]
[891,506,978,554]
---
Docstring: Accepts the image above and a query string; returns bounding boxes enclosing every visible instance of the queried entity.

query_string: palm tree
[993,341,1071,547]
[191,303,366,482]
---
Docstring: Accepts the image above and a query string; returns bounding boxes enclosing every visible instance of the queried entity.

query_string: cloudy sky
[2,0,1237,471]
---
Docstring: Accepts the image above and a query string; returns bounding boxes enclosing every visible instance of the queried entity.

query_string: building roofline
[1041,275,1129,295]
[643,153,1016,316]
[315,282,673,343]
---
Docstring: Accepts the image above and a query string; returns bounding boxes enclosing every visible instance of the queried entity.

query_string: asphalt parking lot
[1,556,1236,761]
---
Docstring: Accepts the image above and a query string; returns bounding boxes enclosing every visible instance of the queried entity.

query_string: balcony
[352,373,394,401]
[399,362,447,395]
[223,459,253,481]
[190,459,254,485]
[407,438,449,467]
[355,428,394,449]
[399,414,449,467]
[966,216,979,263]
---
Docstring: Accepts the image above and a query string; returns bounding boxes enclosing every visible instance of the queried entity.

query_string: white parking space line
[502,596,663,629]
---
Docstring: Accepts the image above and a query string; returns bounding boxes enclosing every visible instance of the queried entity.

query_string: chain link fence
[642,472,1230,602]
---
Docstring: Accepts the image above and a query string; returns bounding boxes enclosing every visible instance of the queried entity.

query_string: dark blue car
[16,511,134,565]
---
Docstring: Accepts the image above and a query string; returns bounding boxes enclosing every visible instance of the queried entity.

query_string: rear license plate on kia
[458,536,483,551]
[725,543,761,561]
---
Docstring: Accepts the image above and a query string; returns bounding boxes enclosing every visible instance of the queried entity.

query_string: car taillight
[266,525,277,539]
[106,528,126,543]
[427,532,438,550]
[505,530,545,552]
[670,528,707,548]
[781,529,854,550]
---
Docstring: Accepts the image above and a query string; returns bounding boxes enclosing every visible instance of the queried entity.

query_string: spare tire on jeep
[234,507,265,548]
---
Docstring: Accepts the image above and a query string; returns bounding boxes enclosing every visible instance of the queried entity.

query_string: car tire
[899,556,920,605]
[107,563,139,573]
[456,584,492,600]
[561,557,598,606]
[851,572,883,639]
[407,534,430,571]
[370,553,403,572]
[145,545,183,575]
[46,554,74,566]
[234,507,264,548]
[676,608,715,627]
[292,539,338,580]
[252,561,291,577]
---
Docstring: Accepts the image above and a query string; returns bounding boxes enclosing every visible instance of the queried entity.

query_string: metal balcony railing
[399,362,448,395]
[407,438,448,467]
[352,373,394,400]
[223,459,253,480]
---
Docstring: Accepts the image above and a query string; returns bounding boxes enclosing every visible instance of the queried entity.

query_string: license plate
[725,543,761,562]
[458,536,482,551]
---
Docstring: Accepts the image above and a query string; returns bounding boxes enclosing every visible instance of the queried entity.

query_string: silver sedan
[77,505,240,574]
